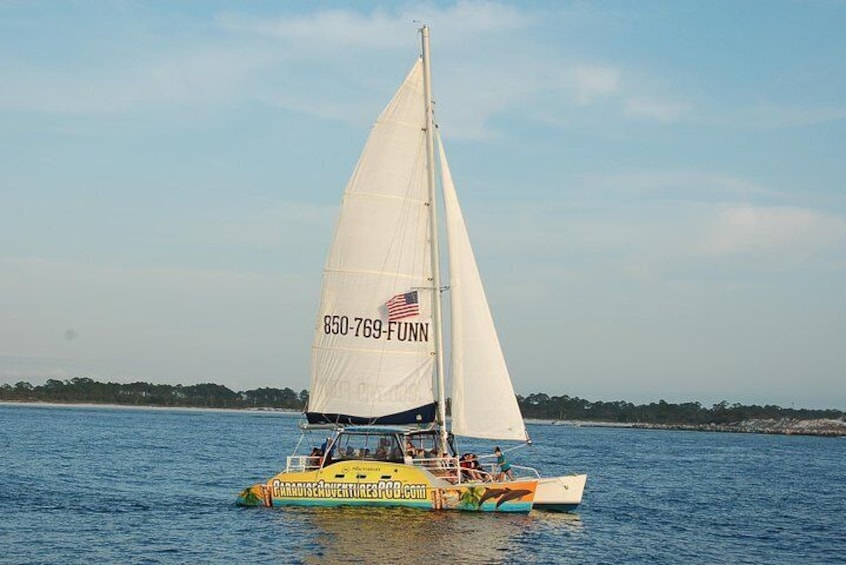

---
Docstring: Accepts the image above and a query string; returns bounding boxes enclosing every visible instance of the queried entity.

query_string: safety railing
[413,455,461,483]
[286,455,322,472]
[475,462,540,482]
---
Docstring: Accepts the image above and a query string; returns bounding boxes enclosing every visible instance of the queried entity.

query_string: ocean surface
[1,403,843,564]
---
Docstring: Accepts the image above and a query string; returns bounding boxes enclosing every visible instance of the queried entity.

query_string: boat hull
[237,460,536,512]
[532,474,587,512]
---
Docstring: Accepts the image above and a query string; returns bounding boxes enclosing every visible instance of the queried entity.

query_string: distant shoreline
[526,417,846,437]
[5,400,843,437]
[5,379,842,428]
[0,400,301,415]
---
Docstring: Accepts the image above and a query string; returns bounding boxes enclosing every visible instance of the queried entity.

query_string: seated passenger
[426,447,441,468]
[308,447,323,469]
[469,453,490,481]
[459,453,472,473]
[460,453,483,481]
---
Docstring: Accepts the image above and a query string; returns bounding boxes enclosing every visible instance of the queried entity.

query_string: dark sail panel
[305,402,437,426]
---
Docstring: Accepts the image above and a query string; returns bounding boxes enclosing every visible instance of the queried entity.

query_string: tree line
[1,378,308,410]
[516,393,843,424]
[2,378,842,423]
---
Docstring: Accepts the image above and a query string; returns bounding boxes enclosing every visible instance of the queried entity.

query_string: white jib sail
[308,60,435,421]
[438,134,528,441]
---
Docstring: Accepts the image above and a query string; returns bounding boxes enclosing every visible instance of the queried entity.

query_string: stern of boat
[236,483,268,507]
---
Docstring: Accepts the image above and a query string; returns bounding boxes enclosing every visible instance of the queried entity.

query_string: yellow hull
[237,460,536,512]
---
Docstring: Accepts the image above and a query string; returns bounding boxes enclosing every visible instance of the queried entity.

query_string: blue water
[1,404,843,564]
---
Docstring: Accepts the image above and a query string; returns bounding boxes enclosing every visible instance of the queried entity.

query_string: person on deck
[494,446,513,481]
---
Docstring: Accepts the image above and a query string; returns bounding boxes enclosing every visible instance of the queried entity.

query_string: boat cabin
[289,425,457,476]
[323,426,454,465]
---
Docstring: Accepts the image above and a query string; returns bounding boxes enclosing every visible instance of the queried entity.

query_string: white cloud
[217,2,541,139]
[562,171,779,203]
[0,1,683,136]
[0,46,270,113]
[217,1,533,51]
[217,9,409,54]
[3,0,841,142]
[624,97,687,122]
[700,205,846,258]
[567,66,620,105]
[718,104,846,129]
[459,174,846,299]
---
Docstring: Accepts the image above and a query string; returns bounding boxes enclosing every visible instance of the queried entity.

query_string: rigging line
[474,442,530,461]
[502,442,530,455]
[291,431,306,458]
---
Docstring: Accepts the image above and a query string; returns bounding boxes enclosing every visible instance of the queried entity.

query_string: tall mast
[420,25,448,452]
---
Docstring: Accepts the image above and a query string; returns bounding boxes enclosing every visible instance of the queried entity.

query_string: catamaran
[237,26,586,513]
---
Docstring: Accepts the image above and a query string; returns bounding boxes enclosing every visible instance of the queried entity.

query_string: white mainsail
[307,60,436,424]
[439,135,528,441]
[307,56,527,439]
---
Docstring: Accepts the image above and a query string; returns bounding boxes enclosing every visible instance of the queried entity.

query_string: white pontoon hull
[532,474,587,512]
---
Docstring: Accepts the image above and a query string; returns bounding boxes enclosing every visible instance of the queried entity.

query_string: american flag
[385,290,420,321]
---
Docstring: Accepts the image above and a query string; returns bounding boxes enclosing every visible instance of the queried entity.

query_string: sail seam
[373,118,426,129]
[343,192,427,205]
[311,345,431,355]
[322,268,416,278]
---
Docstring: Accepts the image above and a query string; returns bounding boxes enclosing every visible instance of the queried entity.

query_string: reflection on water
[534,511,584,533]
[290,507,543,564]
[257,505,587,564]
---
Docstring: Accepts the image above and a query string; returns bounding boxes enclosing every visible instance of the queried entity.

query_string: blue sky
[2,1,844,409]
